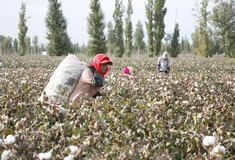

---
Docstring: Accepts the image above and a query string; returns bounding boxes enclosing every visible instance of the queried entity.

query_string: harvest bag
[38,55,87,104]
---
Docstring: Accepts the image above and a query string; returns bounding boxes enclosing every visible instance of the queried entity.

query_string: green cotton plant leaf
[4,129,15,136]
[224,138,235,143]
[72,127,80,134]
[78,130,85,138]
[130,101,135,106]
[115,110,119,116]
[214,82,224,86]
[95,114,105,125]
[110,120,114,127]
[23,84,28,91]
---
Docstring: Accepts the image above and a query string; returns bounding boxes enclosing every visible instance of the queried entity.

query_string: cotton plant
[202,136,226,159]
[64,154,74,160]
[63,145,80,160]
[68,146,79,155]
[4,134,16,145]
[203,136,216,146]
[38,150,52,160]
[1,150,11,160]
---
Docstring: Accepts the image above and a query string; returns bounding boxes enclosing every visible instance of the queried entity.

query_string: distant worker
[123,66,136,75]
[157,51,170,74]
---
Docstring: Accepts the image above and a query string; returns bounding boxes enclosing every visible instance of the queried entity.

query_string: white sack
[38,55,87,104]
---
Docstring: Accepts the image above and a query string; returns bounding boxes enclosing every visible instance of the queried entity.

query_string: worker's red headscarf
[89,54,113,78]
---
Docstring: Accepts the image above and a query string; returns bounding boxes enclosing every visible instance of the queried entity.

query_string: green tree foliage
[18,2,28,56]
[153,0,167,56]
[145,0,167,57]
[13,38,19,54]
[0,35,4,54]
[170,23,180,57]
[161,33,171,53]
[191,28,199,55]
[32,36,39,54]
[72,43,87,54]
[134,20,145,55]
[86,0,106,56]
[73,43,80,54]
[45,0,73,56]
[113,0,124,57]
[124,0,133,57]
[107,21,114,55]
[145,0,154,57]
[25,37,31,54]
[193,0,212,57]
[2,37,13,54]
[211,0,235,57]
[40,43,46,53]
[180,36,191,54]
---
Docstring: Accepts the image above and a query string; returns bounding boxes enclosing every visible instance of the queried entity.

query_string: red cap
[100,59,113,65]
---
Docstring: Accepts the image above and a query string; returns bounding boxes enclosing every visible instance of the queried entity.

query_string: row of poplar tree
[0,0,234,58]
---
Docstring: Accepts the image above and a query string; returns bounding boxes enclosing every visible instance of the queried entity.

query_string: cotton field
[0,54,234,159]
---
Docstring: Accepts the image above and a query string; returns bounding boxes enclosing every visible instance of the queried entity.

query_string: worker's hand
[92,71,103,87]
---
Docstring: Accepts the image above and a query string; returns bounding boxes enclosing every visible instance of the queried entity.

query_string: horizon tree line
[0,0,233,58]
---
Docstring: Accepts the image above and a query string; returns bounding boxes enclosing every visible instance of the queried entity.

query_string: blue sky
[0,0,214,45]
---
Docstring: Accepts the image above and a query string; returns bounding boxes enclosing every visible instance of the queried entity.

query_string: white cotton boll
[107,86,111,91]
[197,96,202,100]
[227,81,232,85]
[69,145,79,154]
[194,88,199,92]
[147,103,151,107]
[1,150,10,160]
[3,115,9,120]
[21,79,27,84]
[182,100,189,104]
[197,113,202,118]
[64,154,74,160]
[39,153,45,160]
[4,135,16,144]
[203,136,216,146]
[203,138,210,146]
[44,152,52,159]
[213,145,226,154]
[38,152,52,160]
[194,82,199,87]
